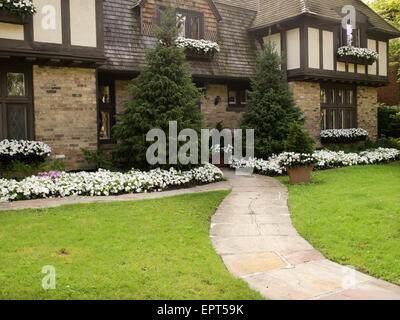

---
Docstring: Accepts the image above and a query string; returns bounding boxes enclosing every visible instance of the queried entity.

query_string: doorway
[0,64,34,140]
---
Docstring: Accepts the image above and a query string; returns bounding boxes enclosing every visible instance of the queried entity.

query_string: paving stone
[222,252,288,277]
[212,235,314,255]
[211,214,256,224]
[210,224,260,237]
[259,223,299,236]
[280,249,325,265]
[245,260,372,300]
[255,215,292,224]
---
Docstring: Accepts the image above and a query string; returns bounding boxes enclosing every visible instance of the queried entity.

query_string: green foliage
[277,162,400,285]
[113,5,203,170]
[0,192,264,300]
[284,122,315,154]
[240,41,304,159]
[81,148,114,170]
[378,103,400,138]
[0,158,66,180]
[365,0,400,81]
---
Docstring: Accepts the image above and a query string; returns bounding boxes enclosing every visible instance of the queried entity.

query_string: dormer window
[176,10,204,39]
[343,24,361,47]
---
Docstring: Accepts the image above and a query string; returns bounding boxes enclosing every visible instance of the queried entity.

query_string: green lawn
[0,191,263,300]
[276,162,400,285]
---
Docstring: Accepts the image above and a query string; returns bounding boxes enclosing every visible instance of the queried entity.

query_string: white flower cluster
[0,0,36,16]
[0,163,224,202]
[320,128,369,143]
[230,148,400,176]
[0,139,51,158]
[175,37,220,55]
[337,46,379,64]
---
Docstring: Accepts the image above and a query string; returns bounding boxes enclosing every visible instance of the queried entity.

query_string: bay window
[321,84,357,130]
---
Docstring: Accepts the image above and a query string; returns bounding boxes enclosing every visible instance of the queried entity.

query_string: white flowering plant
[337,46,379,65]
[230,148,400,176]
[0,0,36,17]
[0,139,51,163]
[320,128,369,143]
[175,37,220,56]
[0,163,224,202]
[278,152,317,169]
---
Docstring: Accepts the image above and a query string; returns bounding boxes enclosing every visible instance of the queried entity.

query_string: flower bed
[0,163,224,202]
[320,128,369,143]
[0,0,36,17]
[175,37,220,56]
[0,139,51,163]
[230,148,400,176]
[337,46,378,65]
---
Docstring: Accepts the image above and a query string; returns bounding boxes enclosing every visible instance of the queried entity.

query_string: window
[228,86,248,109]
[321,84,357,130]
[98,81,115,143]
[0,66,33,140]
[175,10,203,39]
[7,73,25,96]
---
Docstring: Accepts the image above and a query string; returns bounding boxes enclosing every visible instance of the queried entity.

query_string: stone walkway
[211,169,400,300]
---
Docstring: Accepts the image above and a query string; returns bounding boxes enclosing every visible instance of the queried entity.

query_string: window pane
[348,90,354,105]
[338,89,345,105]
[7,73,25,96]
[189,16,200,39]
[238,90,247,106]
[320,89,327,104]
[228,90,236,106]
[7,104,27,140]
[176,13,186,38]
[99,111,111,140]
[99,85,110,104]
[321,109,327,130]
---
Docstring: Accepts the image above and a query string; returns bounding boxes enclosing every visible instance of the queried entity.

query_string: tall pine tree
[241,41,304,159]
[113,6,203,170]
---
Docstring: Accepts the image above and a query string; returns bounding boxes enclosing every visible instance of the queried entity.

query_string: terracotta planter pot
[286,164,316,185]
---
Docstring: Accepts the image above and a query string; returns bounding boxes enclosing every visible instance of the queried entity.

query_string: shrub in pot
[281,122,316,184]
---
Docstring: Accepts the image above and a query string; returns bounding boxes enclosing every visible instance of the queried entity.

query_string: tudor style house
[0,0,399,170]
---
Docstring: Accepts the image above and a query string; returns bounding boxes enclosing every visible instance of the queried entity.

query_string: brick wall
[378,64,400,106]
[201,83,244,129]
[33,66,97,170]
[358,86,378,142]
[288,81,321,146]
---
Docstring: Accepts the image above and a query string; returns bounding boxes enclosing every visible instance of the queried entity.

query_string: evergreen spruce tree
[284,122,315,154]
[113,6,203,170]
[241,41,304,159]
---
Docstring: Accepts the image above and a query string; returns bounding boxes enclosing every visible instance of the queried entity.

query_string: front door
[0,64,34,140]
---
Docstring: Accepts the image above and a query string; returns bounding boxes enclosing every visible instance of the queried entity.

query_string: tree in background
[113,6,203,170]
[364,0,400,82]
[240,41,304,159]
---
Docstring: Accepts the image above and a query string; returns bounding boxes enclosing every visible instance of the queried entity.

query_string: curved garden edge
[0,180,232,212]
